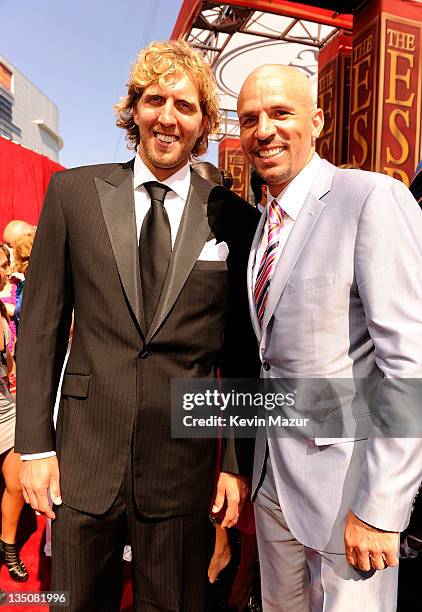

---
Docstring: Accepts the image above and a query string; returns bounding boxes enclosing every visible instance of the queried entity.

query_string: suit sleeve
[351,177,422,531]
[15,173,73,454]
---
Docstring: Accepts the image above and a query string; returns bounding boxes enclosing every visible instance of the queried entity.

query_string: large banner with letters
[350,12,422,184]
[317,31,352,166]
[378,15,422,184]
[218,138,250,200]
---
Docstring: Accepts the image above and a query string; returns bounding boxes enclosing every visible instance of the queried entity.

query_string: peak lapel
[145,171,216,343]
[94,160,144,336]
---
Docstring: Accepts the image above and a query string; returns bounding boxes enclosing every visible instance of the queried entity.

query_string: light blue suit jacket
[249,159,422,552]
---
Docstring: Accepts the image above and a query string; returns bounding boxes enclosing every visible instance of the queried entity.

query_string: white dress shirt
[253,153,322,285]
[22,154,192,461]
[133,153,191,247]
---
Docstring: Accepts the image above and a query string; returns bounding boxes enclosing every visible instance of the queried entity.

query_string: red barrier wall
[0,137,65,238]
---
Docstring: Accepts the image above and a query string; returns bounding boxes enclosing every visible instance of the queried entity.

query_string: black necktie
[139,181,171,331]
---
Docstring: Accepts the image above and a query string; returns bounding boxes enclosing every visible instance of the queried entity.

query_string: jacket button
[139,348,151,359]
[263,362,271,371]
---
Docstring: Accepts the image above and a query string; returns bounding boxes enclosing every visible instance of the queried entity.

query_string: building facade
[0,55,63,162]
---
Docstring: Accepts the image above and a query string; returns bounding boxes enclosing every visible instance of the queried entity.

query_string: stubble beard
[255,164,293,188]
[142,141,182,170]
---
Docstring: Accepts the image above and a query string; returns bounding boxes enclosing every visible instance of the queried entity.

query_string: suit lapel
[145,170,217,343]
[94,159,145,336]
[260,195,326,336]
[247,210,266,340]
[260,159,337,339]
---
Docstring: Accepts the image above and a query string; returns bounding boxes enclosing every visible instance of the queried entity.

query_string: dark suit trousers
[51,454,209,612]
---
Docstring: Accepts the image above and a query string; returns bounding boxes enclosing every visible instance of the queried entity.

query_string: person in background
[0,222,34,355]
[250,170,266,214]
[0,244,28,588]
[397,160,422,564]
[11,234,34,336]
[409,160,422,208]
[191,160,228,186]
[0,246,17,355]
[403,159,422,556]
[193,161,260,611]
[2,221,35,250]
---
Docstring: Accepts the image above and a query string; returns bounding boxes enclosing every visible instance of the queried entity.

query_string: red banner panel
[377,15,422,185]
[317,31,352,165]
[350,0,422,183]
[218,138,250,201]
[0,137,65,238]
[349,18,379,170]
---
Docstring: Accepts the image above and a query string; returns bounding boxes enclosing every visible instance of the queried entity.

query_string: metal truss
[185,2,341,67]
[183,2,345,137]
[211,110,240,140]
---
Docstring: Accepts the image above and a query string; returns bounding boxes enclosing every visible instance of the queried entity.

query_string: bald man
[237,65,422,611]
[3,220,35,246]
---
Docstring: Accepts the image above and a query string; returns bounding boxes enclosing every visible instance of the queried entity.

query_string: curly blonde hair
[115,40,220,158]
[13,234,34,275]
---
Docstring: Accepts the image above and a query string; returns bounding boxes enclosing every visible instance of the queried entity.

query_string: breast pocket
[288,272,335,294]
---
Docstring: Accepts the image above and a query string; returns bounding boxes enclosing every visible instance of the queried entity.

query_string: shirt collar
[266,153,322,221]
[133,153,191,201]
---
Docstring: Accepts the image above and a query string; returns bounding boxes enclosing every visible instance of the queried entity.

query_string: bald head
[237,64,323,196]
[3,220,35,246]
[238,64,315,113]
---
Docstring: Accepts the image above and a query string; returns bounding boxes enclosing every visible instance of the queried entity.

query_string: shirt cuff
[20,451,57,460]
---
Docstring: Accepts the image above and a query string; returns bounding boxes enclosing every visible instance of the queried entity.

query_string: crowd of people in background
[0,221,34,603]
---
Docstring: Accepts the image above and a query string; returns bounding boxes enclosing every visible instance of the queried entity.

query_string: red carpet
[0,514,133,610]
[0,514,51,611]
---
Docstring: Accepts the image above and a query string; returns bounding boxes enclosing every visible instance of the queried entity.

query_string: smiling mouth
[155,132,178,144]
[256,146,285,159]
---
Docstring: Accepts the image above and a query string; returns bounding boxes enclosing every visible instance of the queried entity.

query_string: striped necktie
[254,199,284,326]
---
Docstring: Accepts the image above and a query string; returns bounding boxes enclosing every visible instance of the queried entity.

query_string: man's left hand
[344,511,399,571]
[212,472,249,528]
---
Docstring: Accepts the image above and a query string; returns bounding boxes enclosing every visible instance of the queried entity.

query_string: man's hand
[211,472,249,528]
[20,457,62,520]
[344,511,399,571]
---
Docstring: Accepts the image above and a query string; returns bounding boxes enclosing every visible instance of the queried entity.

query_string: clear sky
[1,0,218,168]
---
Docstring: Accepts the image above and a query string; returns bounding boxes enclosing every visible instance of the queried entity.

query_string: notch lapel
[145,171,217,343]
[260,160,337,341]
[94,160,145,336]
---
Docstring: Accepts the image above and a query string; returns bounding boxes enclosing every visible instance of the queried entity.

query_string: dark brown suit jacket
[15,160,259,517]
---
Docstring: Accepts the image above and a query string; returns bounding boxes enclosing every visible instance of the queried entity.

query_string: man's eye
[177,102,192,111]
[274,110,288,118]
[241,117,256,127]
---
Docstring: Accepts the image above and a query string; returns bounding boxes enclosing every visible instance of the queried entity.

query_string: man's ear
[132,104,139,127]
[312,108,324,140]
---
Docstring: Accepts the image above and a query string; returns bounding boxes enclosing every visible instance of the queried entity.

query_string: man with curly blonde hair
[116,39,220,160]
[16,40,259,610]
